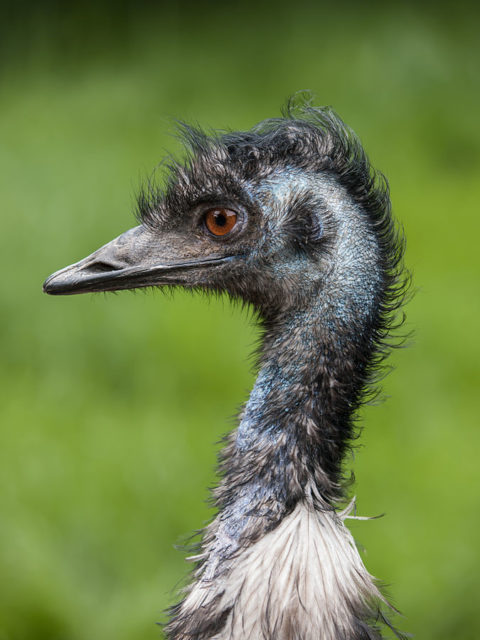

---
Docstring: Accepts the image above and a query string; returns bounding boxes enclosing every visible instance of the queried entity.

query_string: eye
[204,208,238,236]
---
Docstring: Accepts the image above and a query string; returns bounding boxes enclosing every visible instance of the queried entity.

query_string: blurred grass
[1,2,479,639]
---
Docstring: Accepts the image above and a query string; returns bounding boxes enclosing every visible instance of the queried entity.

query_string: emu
[44,102,407,640]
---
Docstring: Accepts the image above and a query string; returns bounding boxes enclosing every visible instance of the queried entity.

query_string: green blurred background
[1,1,479,638]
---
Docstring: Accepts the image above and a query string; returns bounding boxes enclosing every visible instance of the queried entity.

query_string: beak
[43,225,234,296]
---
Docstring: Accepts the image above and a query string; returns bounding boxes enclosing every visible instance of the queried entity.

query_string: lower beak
[43,226,233,296]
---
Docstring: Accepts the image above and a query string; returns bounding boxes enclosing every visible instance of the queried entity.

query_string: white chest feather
[179,502,384,640]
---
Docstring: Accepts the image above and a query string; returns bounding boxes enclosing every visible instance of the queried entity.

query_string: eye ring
[204,208,238,237]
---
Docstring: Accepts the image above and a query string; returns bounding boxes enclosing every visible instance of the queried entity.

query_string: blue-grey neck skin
[199,171,383,573]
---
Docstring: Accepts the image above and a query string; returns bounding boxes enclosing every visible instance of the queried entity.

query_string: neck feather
[166,269,392,640]
[217,283,379,546]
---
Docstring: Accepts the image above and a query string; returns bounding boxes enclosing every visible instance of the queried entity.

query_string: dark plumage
[44,98,409,640]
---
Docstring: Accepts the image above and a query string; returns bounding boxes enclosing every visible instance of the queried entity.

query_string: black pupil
[215,212,227,227]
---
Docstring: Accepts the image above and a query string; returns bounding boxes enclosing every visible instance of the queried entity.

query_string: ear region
[281,192,327,256]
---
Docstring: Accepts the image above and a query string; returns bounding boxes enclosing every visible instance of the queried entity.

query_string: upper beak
[43,225,233,296]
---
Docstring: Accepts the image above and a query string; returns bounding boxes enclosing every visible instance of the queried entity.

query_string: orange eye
[204,208,238,236]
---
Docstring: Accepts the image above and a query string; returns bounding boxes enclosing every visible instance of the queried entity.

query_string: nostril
[89,261,122,274]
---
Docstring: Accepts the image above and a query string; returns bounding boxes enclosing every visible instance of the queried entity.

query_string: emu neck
[211,285,378,576]
[241,307,359,491]
[237,307,347,494]
[168,266,388,640]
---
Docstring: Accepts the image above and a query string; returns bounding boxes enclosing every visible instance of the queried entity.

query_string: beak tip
[42,270,77,296]
[43,277,53,295]
[43,275,55,295]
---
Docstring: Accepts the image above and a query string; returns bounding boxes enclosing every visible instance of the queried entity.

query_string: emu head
[44,106,396,328]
